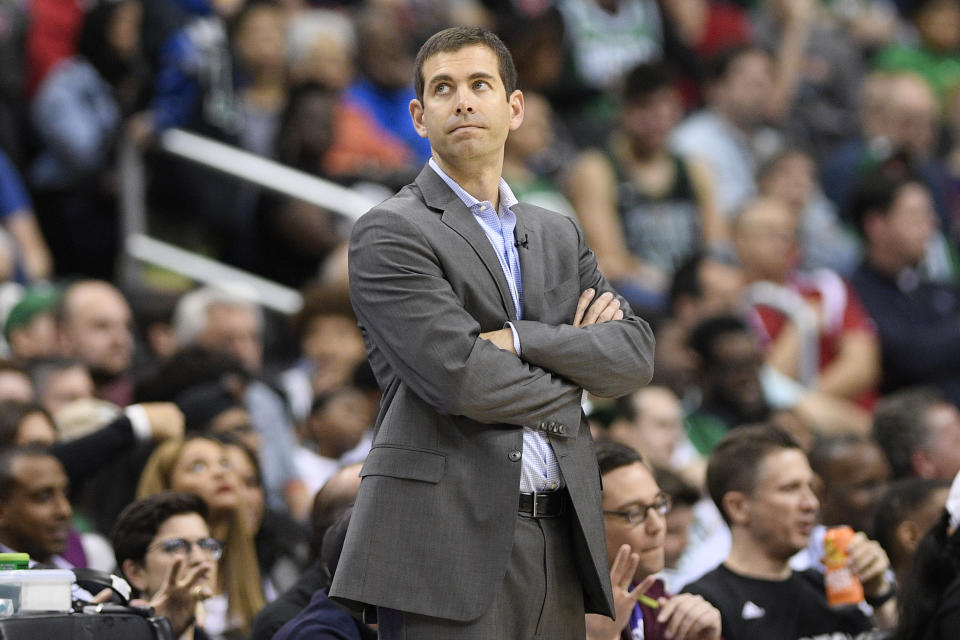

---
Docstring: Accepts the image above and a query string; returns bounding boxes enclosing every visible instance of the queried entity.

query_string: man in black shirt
[682,424,895,640]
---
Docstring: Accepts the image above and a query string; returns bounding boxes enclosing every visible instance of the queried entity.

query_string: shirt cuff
[124,404,152,442]
[505,322,521,355]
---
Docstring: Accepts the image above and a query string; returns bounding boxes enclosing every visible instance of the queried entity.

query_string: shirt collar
[428,157,518,212]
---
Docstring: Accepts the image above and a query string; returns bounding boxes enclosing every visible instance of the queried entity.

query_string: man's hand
[478,328,517,354]
[574,289,624,327]
[655,593,722,640]
[586,544,655,640]
[141,403,186,442]
[848,531,891,597]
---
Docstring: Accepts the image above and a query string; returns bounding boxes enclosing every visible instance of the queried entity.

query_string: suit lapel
[513,204,543,322]
[415,166,516,320]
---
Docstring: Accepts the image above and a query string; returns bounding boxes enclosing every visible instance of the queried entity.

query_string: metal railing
[118,128,376,313]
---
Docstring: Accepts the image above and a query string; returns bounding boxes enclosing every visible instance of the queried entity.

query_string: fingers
[848,533,890,585]
[627,574,658,600]
[165,557,184,589]
[580,291,621,327]
[573,288,594,327]
[609,544,639,590]
[657,594,721,640]
[91,588,114,604]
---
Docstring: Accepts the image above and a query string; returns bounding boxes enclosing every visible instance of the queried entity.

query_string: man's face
[303,314,366,395]
[919,403,960,480]
[705,331,766,420]
[42,366,95,417]
[741,448,819,561]
[10,312,57,361]
[818,441,891,532]
[621,87,682,154]
[60,285,133,377]
[611,388,683,469]
[714,51,773,129]
[601,462,666,582]
[125,513,218,599]
[0,455,71,561]
[733,199,799,282]
[0,371,34,404]
[200,304,263,373]
[875,182,936,268]
[410,44,523,169]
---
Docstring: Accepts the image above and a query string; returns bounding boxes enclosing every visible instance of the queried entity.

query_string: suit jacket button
[508,450,522,462]
[556,424,566,435]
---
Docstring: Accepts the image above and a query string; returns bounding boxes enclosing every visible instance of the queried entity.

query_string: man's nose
[455,89,474,114]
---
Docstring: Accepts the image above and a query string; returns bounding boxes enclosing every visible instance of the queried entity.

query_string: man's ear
[122,559,149,593]
[507,89,524,132]
[722,490,750,526]
[409,99,427,138]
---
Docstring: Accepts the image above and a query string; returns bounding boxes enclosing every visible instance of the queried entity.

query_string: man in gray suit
[330,26,655,639]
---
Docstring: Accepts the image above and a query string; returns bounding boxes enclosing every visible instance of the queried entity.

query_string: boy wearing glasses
[112,491,222,640]
[588,441,721,640]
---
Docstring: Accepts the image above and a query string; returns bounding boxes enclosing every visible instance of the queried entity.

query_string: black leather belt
[518,489,567,518]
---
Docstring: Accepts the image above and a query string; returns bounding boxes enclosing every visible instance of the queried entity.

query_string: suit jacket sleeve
[511,216,654,398]
[349,206,583,430]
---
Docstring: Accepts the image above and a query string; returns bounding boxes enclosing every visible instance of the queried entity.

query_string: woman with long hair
[138,435,265,639]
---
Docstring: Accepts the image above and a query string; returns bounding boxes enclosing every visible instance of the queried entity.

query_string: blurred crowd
[1,0,960,637]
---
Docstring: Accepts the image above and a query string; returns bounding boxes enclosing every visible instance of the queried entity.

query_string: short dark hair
[870,477,949,567]
[688,314,750,365]
[413,26,517,104]
[596,440,645,476]
[0,445,55,501]
[873,387,946,478]
[111,492,210,571]
[0,401,51,448]
[622,62,675,105]
[655,466,701,508]
[808,433,874,479]
[848,162,925,237]
[706,424,802,523]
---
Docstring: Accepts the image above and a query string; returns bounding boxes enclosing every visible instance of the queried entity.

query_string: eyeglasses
[148,537,224,560]
[604,492,672,525]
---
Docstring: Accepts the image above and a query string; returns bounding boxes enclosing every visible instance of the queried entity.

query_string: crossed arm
[348,208,653,428]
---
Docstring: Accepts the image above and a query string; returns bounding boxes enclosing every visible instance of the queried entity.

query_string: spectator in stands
[502,91,576,218]
[30,358,94,418]
[0,446,72,566]
[873,387,960,481]
[849,168,960,404]
[0,400,56,446]
[671,46,779,218]
[568,62,723,311]
[56,280,134,407]
[610,386,685,472]
[138,434,265,638]
[874,0,960,102]
[752,0,863,157]
[0,150,54,281]
[272,508,377,640]
[172,286,299,512]
[809,434,891,535]
[285,10,355,91]
[281,284,366,423]
[682,424,896,638]
[655,468,702,583]
[734,196,880,407]
[294,386,373,499]
[0,360,35,404]
[757,149,860,276]
[871,477,949,588]
[659,0,750,61]
[220,434,307,596]
[654,253,743,397]
[323,5,429,188]
[176,381,259,453]
[586,441,721,640]
[895,470,960,639]
[249,462,362,640]
[112,492,220,640]
[5,286,60,362]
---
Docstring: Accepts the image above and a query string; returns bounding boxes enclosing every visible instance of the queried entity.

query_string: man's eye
[474,80,488,90]
[435,84,449,95]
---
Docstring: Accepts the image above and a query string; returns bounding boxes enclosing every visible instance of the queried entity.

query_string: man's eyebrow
[427,72,497,87]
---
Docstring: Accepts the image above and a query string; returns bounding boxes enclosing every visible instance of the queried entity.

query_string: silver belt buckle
[531,490,539,518]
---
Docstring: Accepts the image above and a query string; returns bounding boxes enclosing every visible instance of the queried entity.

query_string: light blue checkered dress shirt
[429,158,563,492]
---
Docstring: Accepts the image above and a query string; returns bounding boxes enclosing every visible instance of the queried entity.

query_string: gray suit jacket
[329,165,655,622]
